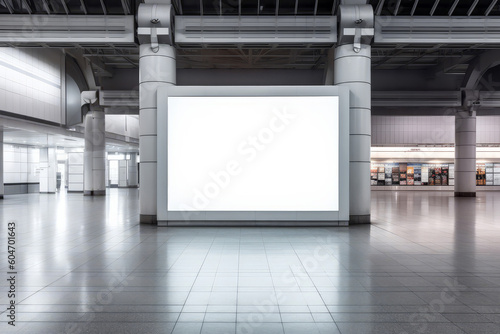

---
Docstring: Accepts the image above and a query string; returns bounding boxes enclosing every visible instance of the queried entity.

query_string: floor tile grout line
[170,232,216,334]
[289,240,344,334]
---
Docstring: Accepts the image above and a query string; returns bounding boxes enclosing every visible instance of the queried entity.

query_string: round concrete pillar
[139,44,176,223]
[332,3,373,224]
[454,110,476,197]
[128,152,138,187]
[334,43,372,224]
[84,110,106,196]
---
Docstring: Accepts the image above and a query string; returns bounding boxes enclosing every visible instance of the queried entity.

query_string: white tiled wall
[67,152,84,192]
[127,154,138,187]
[3,144,39,184]
[477,116,500,144]
[0,48,62,123]
[372,115,500,145]
[27,147,39,183]
[39,147,57,193]
[105,115,139,139]
[118,160,128,187]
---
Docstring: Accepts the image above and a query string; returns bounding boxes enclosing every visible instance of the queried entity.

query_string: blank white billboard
[167,96,339,211]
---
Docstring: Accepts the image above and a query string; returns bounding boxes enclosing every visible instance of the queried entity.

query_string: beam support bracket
[338,5,374,52]
[137,3,174,51]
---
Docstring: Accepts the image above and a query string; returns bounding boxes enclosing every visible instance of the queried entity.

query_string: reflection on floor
[1,189,500,333]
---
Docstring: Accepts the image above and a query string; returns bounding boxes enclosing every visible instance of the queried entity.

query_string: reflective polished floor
[1,189,500,333]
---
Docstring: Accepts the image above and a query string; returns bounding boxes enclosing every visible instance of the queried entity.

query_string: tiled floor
[1,189,500,333]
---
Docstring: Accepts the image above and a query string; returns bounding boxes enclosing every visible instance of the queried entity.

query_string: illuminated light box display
[157,86,349,225]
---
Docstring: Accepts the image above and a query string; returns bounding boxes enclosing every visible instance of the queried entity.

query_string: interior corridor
[1,189,500,334]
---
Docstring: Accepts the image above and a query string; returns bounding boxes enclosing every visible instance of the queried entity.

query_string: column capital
[460,89,480,114]
[137,3,174,50]
[338,4,374,52]
[81,90,98,107]
[81,90,104,113]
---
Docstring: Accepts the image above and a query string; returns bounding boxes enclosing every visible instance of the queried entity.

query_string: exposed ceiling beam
[430,0,440,16]
[83,53,138,58]
[99,0,107,14]
[120,0,130,14]
[0,15,135,45]
[462,50,500,89]
[485,0,498,16]
[175,0,183,15]
[41,0,50,14]
[311,50,325,70]
[87,57,114,77]
[2,0,14,14]
[59,0,69,14]
[411,0,419,16]
[397,44,443,69]
[21,0,32,14]
[373,53,466,59]
[331,0,338,15]
[102,63,136,66]
[429,54,476,76]
[374,16,500,44]
[467,0,479,16]
[79,0,87,14]
[393,0,401,15]
[175,16,337,46]
[117,56,138,68]
[373,47,407,68]
[448,0,459,16]
[177,54,320,59]
[375,0,385,15]
[114,49,138,68]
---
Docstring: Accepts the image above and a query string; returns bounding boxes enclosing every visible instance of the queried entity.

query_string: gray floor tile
[335,322,405,334]
[172,322,203,334]
[399,322,467,334]
[2,190,500,333]
[236,322,283,334]
[201,322,236,334]
[280,312,315,322]
[454,322,500,334]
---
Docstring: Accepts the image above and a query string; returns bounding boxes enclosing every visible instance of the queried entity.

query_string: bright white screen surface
[167,96,339,211]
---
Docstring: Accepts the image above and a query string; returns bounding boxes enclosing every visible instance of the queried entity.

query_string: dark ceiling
[0,0,136,15]
[1,0,499,73]
[2,0,499,16]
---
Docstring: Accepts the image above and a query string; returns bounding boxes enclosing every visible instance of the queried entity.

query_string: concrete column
[454,110,476,197]
[138,3,176,223]
[139,44,176,223]
[39,147,57,193]
[128,153,138,187]
[334,4,373,224]
[84,110,106,196]
[68,151,84,192]
[0,130,3,199]
[105,152,109,188]
[118,160,128,187]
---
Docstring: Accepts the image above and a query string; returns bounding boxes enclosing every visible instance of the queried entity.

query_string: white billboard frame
[157,85,349,226]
